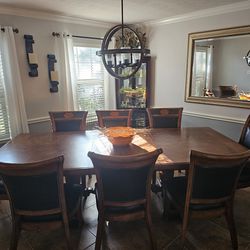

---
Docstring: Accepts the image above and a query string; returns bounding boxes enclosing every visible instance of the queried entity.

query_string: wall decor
[243,49,250,66]
[24,35,38,77]
[47,54,59,93]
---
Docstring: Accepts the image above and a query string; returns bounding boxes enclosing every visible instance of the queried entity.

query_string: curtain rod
[52,32,103,40]
[1,28,19,33]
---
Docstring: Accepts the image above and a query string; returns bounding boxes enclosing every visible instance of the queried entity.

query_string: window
[0,51,10,141]
[73,46,105,127]
[192,45,213,96]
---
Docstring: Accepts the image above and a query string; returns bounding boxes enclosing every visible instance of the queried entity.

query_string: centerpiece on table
[103,127,135,146]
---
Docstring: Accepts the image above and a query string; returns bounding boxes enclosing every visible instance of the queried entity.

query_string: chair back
[96,109,132,128]
[146,108,183,128]
[239,115,250,148]
[0,156,66,217]
[187,150,250,205]
[88,149,162,207]
[49,111,88,132]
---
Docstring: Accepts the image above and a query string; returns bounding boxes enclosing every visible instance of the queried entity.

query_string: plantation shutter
[0,51,10,141]
[73,46,105,126]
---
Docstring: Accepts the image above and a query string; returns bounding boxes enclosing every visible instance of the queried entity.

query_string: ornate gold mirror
[185,25,250,108]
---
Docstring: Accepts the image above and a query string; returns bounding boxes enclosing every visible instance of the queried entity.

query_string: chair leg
[76,200,84,226]
[95,214,105,250]
[145,213,157,250]
[181,211,189,247]
[62,214,72,250]
[225,203,238,250]
[162,177,170,217]
[10,217,20,250]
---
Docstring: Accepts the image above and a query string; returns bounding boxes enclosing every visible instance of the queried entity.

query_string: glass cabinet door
[115,56,151,128]
[115,56,151,109]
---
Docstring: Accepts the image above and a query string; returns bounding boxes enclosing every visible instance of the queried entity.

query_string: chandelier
[96,0,150,80]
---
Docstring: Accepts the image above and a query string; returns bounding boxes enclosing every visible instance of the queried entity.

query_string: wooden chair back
[89,149,162,208]
[146,107,183,128]
[178,150,250,249]
[49,111,88,132]
[239,115,250,148]
[96,109,132,128]
[0,156,71,249]
[237,115,250,188]
[88,149,162,250]
[188,150,250,206]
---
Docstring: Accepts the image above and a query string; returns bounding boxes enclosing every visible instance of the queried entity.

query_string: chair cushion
[165,176,223,211]
[55,120,82,132]
[153,116,178,128]
[21,183,83,222]
[95,183,144,215]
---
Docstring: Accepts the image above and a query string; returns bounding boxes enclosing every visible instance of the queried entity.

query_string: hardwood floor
[0,177,249,249]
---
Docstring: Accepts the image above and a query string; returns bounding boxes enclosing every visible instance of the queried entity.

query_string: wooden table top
[0,128,246,174]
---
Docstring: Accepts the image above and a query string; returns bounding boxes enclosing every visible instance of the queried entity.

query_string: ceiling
[0,0,248,24]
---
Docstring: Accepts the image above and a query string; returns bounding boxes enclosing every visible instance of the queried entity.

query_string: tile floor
[0,178,249,250]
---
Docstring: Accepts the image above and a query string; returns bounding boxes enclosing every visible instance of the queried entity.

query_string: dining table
[0,127,247,176]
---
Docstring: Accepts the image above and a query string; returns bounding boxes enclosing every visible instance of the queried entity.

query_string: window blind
[0,52,10,141]
[73,46,105,126]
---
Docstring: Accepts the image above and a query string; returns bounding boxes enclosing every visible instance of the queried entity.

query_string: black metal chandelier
[96,0,150,80]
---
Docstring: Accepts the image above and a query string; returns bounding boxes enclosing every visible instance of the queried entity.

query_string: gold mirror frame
[185,25,250,109]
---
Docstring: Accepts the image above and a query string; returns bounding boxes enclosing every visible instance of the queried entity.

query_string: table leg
[161,170,174,218]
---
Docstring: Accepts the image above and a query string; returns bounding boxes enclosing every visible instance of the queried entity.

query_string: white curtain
[53,33,77,110]
[56,34,114,110]
[104,37,116,109]
[0,26,29,138]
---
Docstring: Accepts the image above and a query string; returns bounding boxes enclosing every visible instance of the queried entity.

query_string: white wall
[148,9,250,140]
[0,14,111,131]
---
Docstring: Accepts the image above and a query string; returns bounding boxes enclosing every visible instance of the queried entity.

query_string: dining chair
[0,156,83,250]
[164,150,250,249]
[49,110,91,197]
[96,109,132,128]
[146,107,183,128]
[49,111,88,132]
[237,115,250,189]
[146,107,184,191]
[88,148,163,250]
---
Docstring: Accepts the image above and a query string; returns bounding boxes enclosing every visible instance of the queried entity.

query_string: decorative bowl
[239,93,250,101]
[104,127,135,146]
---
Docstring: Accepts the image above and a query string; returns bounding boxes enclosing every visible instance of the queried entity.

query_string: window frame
[72,41,105,127]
